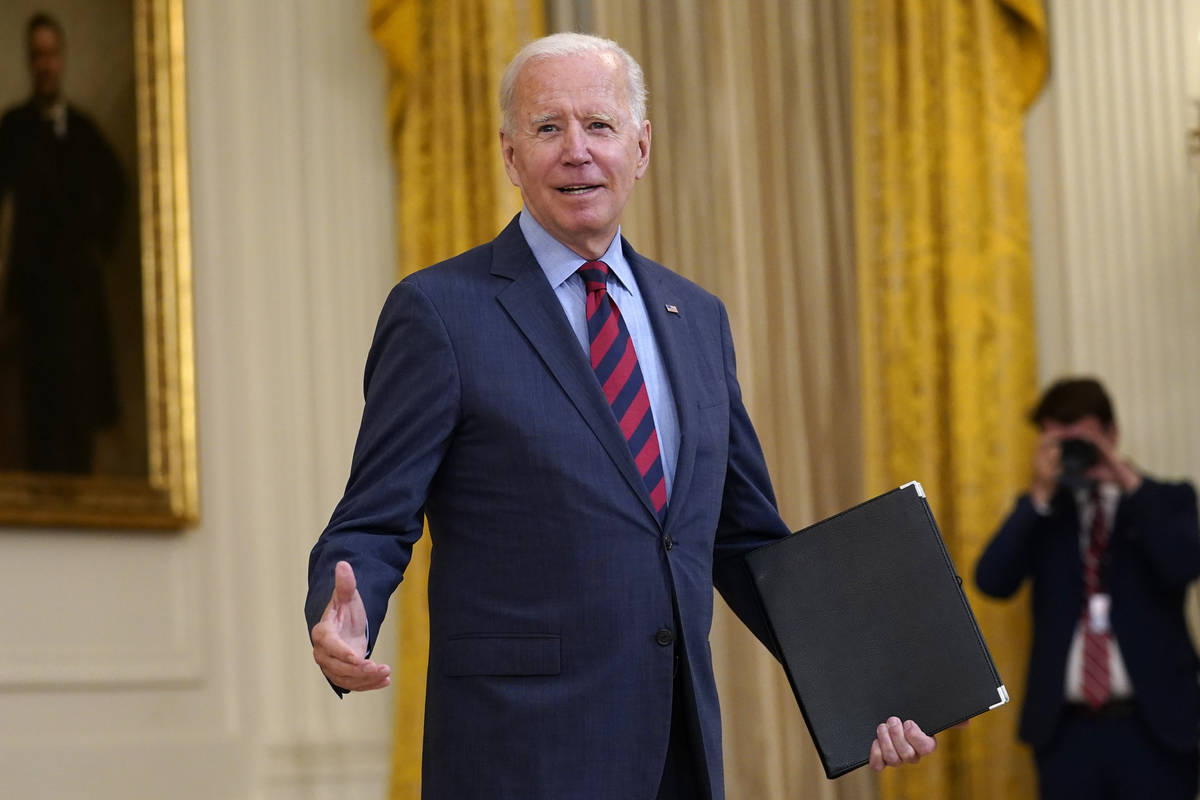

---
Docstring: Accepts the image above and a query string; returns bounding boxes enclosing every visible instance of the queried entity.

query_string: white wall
[1026,0,1200,484]
[0,2,399,798]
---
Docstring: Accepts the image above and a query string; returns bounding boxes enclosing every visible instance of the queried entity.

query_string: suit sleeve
[305,279,461,654]
[1121,480,1200,591]
[709,300,791,657]
[974,494,1046,599]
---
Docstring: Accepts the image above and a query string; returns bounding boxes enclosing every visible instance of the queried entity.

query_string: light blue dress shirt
[518,210,680,499]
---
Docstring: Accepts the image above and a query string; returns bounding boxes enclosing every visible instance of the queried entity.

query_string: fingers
[311,621,392,691]
[1034,435,1061,472]
[1031,434,1062,503]
[333,560,358,605]
[311,618,364,664]
[871,717,937,771]
[311,561,387,691]
[873,718,906,768]
[905,719,937,756]
[869,738,884,771]
[316,651,392,691]
[321,561,368,646]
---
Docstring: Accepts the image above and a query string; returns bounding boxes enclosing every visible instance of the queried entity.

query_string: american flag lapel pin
[665,304,680,315]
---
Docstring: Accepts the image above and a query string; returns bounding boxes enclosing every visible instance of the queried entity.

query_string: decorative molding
[0,536,202,688]
[0,660,203,690]
[261,740,391,787]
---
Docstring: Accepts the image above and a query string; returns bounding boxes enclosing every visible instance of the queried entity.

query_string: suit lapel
[491,220,661,524]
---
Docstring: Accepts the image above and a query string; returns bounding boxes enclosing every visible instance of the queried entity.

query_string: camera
[1059,438,1099,490]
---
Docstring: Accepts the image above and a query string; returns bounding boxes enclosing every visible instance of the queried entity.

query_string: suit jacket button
[663,535,674,551]
[655,628,675,647]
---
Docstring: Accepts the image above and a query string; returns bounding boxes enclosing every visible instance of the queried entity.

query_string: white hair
[498,32,647,135]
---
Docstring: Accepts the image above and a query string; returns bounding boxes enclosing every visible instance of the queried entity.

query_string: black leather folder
[744,481,1007,778]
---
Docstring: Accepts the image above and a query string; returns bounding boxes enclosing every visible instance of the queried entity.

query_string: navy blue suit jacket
[306,217,790,799]
[975,478,1200,753]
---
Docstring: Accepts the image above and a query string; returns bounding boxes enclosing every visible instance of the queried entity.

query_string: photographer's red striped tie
[1081,485,1111,709]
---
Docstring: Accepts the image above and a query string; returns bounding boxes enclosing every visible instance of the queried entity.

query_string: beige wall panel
[0,533,199,685]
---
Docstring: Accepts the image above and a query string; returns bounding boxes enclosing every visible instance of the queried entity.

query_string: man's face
[28,25,64,102]
[500,51,651,259]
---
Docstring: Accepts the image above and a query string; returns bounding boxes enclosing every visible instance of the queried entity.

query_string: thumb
[333,560,358,606]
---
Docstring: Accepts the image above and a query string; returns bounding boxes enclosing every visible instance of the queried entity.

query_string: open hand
[310,561,392,692]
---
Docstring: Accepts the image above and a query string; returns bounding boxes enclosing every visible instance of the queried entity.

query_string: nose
[561,122,592,165]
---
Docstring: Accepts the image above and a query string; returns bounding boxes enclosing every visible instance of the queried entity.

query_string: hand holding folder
[745,482,1007,778]
[867,716,938,772]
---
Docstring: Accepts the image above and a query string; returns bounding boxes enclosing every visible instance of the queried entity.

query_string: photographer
[975,377,1200,798]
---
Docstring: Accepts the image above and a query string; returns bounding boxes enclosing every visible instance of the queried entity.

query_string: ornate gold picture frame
[0,0,197,528]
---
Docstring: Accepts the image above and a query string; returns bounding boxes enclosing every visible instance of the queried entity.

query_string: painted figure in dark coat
[0,13,124,473]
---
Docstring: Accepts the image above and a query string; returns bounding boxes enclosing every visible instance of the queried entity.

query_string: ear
[500,129,521,188]
[633,119,651,180]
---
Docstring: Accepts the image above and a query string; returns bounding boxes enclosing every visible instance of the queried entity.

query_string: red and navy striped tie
[1081,485,1111,708]
[578,260,667,519]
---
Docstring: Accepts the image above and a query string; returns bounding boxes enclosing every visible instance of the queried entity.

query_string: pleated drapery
[852,1,1047,798]
[367,2,543,798]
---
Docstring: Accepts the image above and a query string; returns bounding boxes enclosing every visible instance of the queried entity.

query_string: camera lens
[1059,438,1099,490]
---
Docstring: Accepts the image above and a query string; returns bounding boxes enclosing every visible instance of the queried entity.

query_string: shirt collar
[36,98,68,138]
[519,209,635,292]
[1075,481,1121,505]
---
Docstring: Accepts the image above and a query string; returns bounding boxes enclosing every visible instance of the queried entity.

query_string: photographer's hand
[1031,431,1061,507]
[1083,431,1142,494]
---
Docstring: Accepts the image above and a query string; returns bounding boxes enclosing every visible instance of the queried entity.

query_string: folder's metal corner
[990,685,1010,709]
[900,480,926,498]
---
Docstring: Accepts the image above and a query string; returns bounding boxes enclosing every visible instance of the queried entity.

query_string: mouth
[556,185,601,195]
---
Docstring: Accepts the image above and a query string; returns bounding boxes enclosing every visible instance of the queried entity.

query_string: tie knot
[578,260,609,294]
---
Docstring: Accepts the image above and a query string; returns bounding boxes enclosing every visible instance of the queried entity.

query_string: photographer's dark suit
[976,478,1200,797]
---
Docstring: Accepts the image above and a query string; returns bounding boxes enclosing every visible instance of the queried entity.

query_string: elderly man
[307,32,935,798]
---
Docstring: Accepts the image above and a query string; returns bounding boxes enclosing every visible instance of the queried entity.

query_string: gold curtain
[367,2,544,798]
[590,2,870,797]
[852,1,1047,798]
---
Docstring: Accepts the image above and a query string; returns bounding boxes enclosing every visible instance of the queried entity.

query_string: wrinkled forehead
[514,52,629,111]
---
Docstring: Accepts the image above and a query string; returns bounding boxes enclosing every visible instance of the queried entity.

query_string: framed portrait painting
[0,0,197,528]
